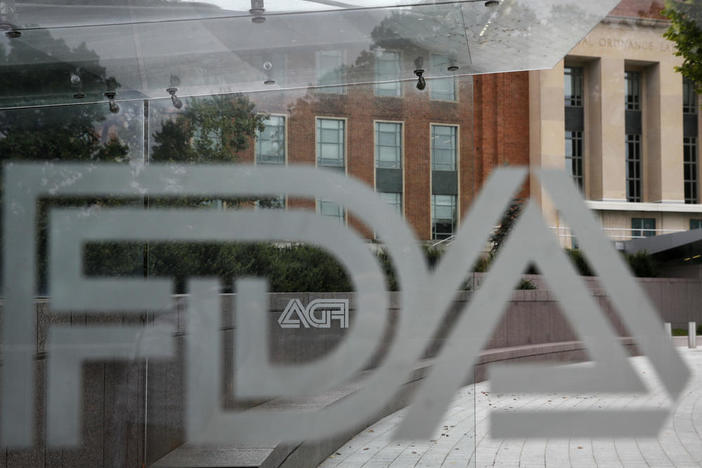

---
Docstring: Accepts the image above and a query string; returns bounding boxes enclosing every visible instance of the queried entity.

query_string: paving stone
[318,350,702,468]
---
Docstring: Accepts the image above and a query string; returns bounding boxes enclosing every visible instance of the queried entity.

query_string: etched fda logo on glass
[0,163,689,448]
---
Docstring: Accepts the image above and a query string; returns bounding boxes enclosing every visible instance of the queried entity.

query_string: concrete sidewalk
[320,348,702,468]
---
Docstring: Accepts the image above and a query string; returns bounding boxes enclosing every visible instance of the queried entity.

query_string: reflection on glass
[316,50,345,94]
[430,54,456,102]
[375,50,402,97]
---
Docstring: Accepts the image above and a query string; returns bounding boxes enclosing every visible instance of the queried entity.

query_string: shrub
[623,251,658,278]
[516,279,537,290]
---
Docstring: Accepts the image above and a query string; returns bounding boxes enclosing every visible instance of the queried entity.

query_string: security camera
[415,69,426,91]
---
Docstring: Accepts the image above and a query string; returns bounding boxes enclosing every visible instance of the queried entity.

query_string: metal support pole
[664,322,672,338]
[689,322,697,349]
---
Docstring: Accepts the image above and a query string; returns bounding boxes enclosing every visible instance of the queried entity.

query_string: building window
[379,192,402,214]
[691,219,702,230]
[631,217,655,238]
[684,78,698,115]
[431,125,457,171]
[565,130,583,190]
[318,200,344,224]
[255,115,285,165]
[375,122,402,169]
[375,51,401,97]
[316,50,344,94]
[626,134,642,202]
[255,196,285,209]
[685,137,698,204]
[432,194,456,240]
[564,66,583,107]
[626,71,641,111]
[429,54,456,102]
[316,118,345,168]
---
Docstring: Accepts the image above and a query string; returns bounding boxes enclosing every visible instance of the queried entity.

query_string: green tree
[0,30,133,292]
[664,0,702,90]
[489,198,524,258]
[150,94,266,163]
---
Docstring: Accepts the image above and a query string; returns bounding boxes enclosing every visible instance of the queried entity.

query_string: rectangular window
[691,219,702,230]
[432,194,456,240]
[565,130,583,190]
[626,71,641,111]
[375,122,402,169]
[375,51,401,97]
[429,54,456,102]
[316,50,344,94]
[631,217,655,238]
[685,137,698,204]
[626,133,642,202]
[318,200,344,224]
[564,66,583,107]
[684,78,698,115]
[316,118,345,168]
[431,125,457,171]
[379,192,402,214]
[255,115,285,165]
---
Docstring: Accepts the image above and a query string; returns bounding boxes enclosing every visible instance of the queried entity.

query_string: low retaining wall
[0,274,699,467]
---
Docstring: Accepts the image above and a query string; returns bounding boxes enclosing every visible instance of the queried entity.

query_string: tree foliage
[664,0,702,90]
[150,94,266,163]
[489,198,524,258]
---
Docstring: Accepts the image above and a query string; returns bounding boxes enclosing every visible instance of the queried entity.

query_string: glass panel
[626,71,641,111]
[432,194,456,240]
[432,125,457,171]
[375,121,402,169]
[684,78,698,115]
[317,118,345,167]
[0,1,621,109]
[378,191,402,214]
[684,137,698,204]
[565,130,583,190]
[375,50,402,97]
[318,199,345,223]
[430,54,456,101]
[626,133,641,202]
[256,115,286,164]
[565,66,583,107]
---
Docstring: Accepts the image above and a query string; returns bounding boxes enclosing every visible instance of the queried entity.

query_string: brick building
[236,0,687,246]
[238,69,529,242]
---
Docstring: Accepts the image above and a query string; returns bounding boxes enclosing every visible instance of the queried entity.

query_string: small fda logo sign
[278,299,349,329]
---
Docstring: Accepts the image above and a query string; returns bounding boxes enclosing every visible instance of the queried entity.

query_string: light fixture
[104,91,119,113]
[414,57,426,91]
[250,0,265,23]
[70,71,84,99]
[447,65,459,72]
[167,87,183,109]
[263,61,275,85]
[485,0,500,7]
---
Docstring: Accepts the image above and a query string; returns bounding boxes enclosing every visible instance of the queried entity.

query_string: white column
[689,322,697,349]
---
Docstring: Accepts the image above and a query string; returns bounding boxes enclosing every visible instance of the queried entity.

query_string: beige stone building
[530,1,702,247]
